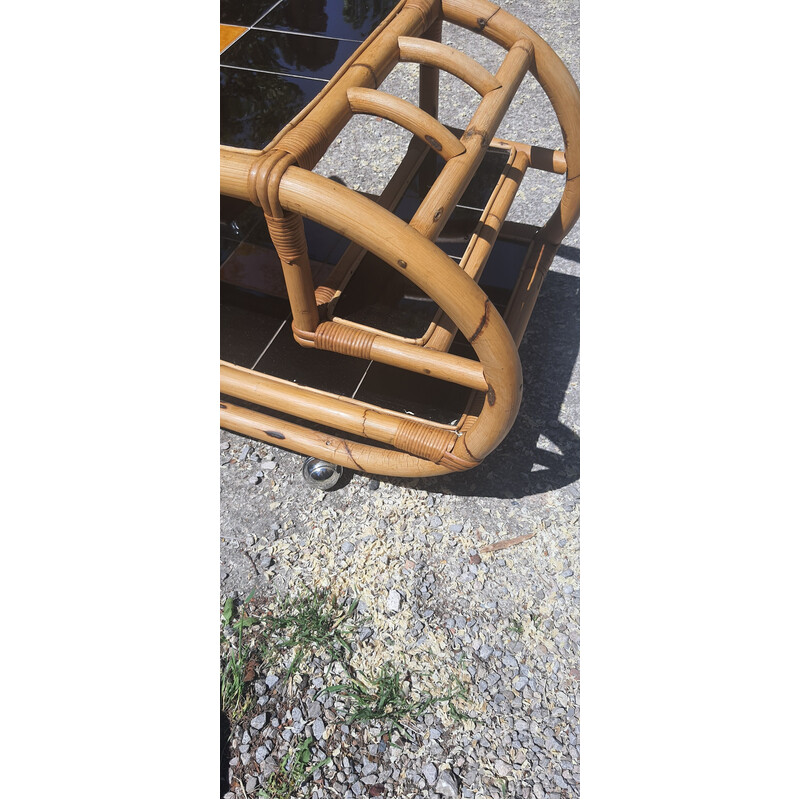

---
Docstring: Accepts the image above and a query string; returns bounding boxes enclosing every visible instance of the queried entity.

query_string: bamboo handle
[346,87,466,160]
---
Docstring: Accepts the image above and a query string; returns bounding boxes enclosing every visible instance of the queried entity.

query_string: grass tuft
[220,590,259,718]
[323,662,471,739]
[259,587,358,677]
[258,736,331,798]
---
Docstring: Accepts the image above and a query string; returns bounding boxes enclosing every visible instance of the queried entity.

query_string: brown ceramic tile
[354,362,472,425]
[220,24,249,52]
[221,241,338,299]
[252,322,369,397]
[220,284,290,369]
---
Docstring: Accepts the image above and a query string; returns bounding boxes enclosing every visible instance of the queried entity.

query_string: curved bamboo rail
[346,88,466,160]
[397,36,501,96]
[219,0,580,478]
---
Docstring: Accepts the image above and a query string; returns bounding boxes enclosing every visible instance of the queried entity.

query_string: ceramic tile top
[220,0,281,27]
[221,28,360,80]
[221,67,323,149]
[256,0,399,41]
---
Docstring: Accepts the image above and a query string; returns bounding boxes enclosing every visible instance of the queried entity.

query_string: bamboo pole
[418,16,442,121]
[221,400,455,477]
[221,362,466,463]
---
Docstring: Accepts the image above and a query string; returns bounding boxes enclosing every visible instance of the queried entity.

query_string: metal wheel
[301,457,344,491]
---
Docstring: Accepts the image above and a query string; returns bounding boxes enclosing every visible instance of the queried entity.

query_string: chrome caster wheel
[301,457,344,491]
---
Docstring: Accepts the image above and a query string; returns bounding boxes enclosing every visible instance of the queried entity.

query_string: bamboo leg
[418,18,442,120]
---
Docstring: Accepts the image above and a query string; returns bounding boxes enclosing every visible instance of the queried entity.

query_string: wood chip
[479,532,536,553]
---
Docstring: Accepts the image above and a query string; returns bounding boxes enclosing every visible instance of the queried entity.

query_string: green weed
[259,587,358,677]
[221,591,259,718]
[258,736,331,798]
[323,662,470,739]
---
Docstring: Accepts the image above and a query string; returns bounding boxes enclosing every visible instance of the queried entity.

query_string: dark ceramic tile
[221,195,263,242]
[400,145,510,212]
[435,206,484,259]
[221,236,240,264]
[221,66,324,148]
[478,237,530,301]
[256,0,398,41]
[332,205,485,337]
[221,29,359,81]
[221,242,289,298]
[252,320,369,397]
[220,284,290,368]
[220,0,279,27]
[221,240,339,299]
[333,251,437,339]
[354,362,472,425]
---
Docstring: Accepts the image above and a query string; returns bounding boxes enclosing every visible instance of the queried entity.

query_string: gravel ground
[221,2,580,798]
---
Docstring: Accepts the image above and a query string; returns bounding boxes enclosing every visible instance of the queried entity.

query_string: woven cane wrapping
[263,212,308,262]
[314,322,377,361]
[276,121,329,171]
[393,418,458,462]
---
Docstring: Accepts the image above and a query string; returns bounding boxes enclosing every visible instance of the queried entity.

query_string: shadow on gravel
[221,709,231,797]
[383,266,580,500]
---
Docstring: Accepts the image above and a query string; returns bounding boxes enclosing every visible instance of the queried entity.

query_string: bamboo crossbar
[219,0,580,478]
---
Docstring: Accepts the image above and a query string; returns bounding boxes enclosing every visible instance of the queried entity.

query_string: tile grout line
[350,361,374,399]
[220,63,330,83]
[250,317,289,371]
[250,26,362,43]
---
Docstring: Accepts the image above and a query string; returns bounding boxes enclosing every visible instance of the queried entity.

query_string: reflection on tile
[220,0,278,27]
[354,362,472,425]
[220,284,290,368]
[221,195,263,242]
[221,24,249,52]
[221,67,323,148]
[221,236,240,265]
[252,321,369,397]
[221,29,359,81]
[257,0,398,40]
[221,242,288,298]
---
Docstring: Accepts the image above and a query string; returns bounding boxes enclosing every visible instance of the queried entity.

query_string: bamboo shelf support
[219,0,580,478]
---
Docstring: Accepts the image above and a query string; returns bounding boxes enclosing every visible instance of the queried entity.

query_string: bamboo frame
[220,0,579,478]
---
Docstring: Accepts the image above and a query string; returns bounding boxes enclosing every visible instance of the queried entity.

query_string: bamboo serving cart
[220,0,579,487]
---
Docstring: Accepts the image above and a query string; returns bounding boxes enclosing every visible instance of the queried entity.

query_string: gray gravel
[221,2,579,798]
